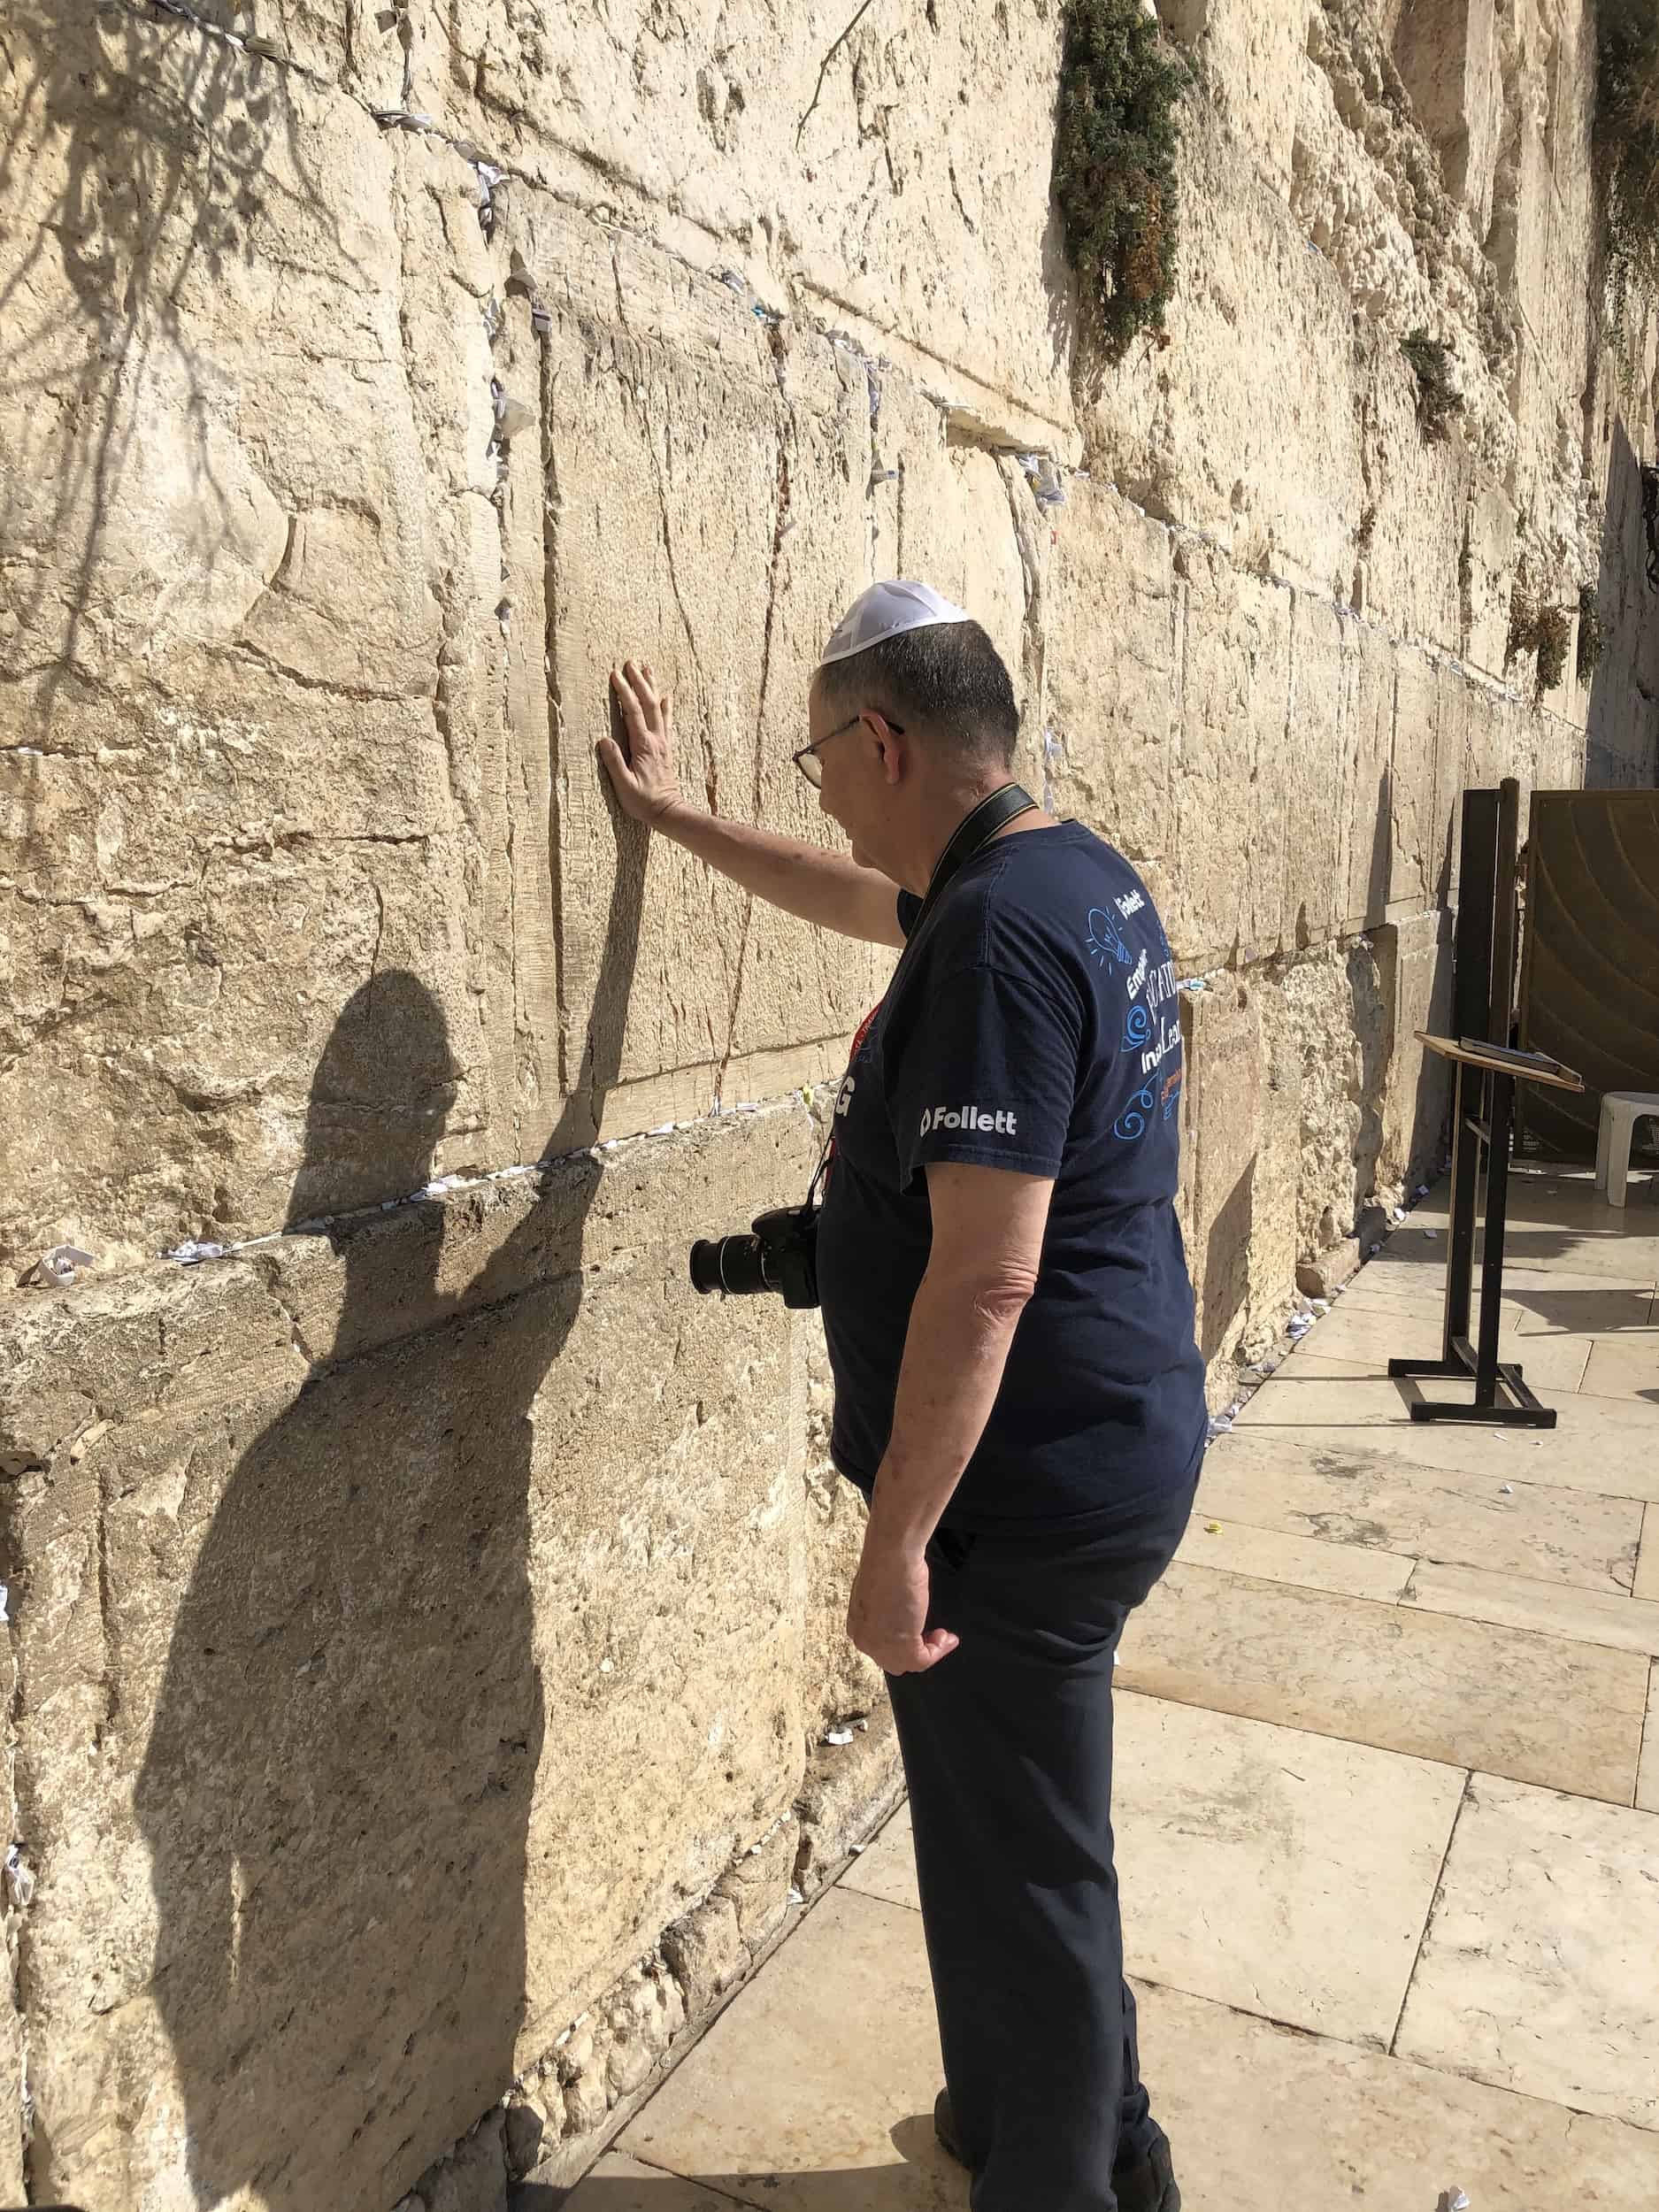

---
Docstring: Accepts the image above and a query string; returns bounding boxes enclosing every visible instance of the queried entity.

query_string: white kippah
[817,579,972,668]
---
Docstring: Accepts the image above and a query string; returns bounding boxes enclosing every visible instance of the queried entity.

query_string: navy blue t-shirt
[815,819,1207,1531]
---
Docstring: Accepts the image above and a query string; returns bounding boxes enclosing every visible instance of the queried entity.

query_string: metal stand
[1388,1056,1554,1425]
[1386,781,1582,1429]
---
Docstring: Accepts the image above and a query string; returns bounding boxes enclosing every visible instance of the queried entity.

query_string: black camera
[689,1203,819,1309]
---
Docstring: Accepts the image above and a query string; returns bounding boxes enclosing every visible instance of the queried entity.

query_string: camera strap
[806,780,1040,1204]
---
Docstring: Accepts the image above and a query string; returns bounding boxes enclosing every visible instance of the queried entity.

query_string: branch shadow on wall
[0,3,363,744]
[129,803,647,2208]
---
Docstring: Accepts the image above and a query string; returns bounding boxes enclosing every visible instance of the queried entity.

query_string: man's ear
[867,713,906,787]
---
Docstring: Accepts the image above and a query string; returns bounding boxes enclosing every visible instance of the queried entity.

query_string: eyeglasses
[791,712,904,787]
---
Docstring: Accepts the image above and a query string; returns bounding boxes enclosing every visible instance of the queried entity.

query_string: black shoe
[933,2088,965,2166]
[932,2093,1180,2210]
[1116,2131,1181,2212]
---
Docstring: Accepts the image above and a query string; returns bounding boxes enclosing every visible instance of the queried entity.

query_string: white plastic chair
[1594,1091,1659,1207]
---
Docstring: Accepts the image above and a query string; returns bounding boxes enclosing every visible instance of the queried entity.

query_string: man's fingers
[625,657,658,714]
[610,667,649,741]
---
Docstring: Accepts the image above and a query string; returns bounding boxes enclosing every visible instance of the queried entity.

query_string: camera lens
[688,1235,774,1296]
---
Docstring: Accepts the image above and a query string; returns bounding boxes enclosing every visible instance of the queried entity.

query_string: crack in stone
[795,0,880,149]
[715,391,794,1108]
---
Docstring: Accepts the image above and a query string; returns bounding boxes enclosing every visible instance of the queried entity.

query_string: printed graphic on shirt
[1094,895,1184,1141]
[918,1103,1019,1139]
[1087,905,1132,968]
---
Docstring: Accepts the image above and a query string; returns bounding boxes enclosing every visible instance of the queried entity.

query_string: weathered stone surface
[1044,482,1178,890]
[1179,980,1263,1369]
[1396,1773,1659,2129]
[1121,1560,1650,1801]
[2,1114,829,2212]
[404,0,1076,442]
[791,1714,906,1901]
[1168,549,1294,967]
[1378,908,1452,1194]
[410,2113,510,2212]
[660,1895,746,2021]
[1084,101,1362,598]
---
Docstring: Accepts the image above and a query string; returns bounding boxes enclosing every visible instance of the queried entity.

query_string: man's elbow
[949,1262,1040,1333]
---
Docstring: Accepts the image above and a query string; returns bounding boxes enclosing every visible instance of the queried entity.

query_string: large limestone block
[1282,595,1348,947]
[1338,618,1400,929]
[0,17,492,1267]
[1461,477,1519,680]
[402,0,1074,441]
[879,380,1041,745]
[0,12,434,700]
[1085,105,1362,598]
[1168,547,1294,968]
[1389,0,1505,234]
[1269,940,1393,1263]
[1157,0,1313,196]
[501,193,895,1135]
[1378,909,1452,1192]
[1043,482,1176,898]
[1392,647,1482,912]
[1354,331,1464,653]
[1180,980,1263,1365]
[0,1108,821,2212]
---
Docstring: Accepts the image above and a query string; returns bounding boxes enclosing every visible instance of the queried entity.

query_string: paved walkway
[565,1167,1659,2210]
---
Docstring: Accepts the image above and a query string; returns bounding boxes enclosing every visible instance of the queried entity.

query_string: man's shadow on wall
[131,824,646,2208]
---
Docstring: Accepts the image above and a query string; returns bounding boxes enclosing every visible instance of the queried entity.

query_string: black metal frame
[1386,779,1558,1428]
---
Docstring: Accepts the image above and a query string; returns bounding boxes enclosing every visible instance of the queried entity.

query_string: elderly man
[601,581,1204,2212]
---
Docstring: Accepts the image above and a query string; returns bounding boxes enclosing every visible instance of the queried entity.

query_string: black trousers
[885,1477,1196,2212]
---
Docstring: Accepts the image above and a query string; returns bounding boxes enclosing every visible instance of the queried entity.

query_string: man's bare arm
[848,1160,1055,1675]
[598,660,905,949]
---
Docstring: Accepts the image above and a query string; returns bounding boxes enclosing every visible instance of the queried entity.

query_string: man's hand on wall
[601,661,687,825]
[847,1538,959,1677]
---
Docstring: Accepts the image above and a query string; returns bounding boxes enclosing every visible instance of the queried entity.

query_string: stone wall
[1,1,1655,2205]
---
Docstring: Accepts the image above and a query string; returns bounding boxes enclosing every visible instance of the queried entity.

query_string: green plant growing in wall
[1506,589,1572,698]
[1400,329,1464,443]
[1595,0,1659,330]
[1577,583,1606,682]
[1054,0,1190,361]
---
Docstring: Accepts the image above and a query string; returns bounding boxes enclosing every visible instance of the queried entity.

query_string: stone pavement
[561,1168,1659,2210]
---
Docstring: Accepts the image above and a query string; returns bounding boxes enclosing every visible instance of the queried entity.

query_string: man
[600,580,1205,2212]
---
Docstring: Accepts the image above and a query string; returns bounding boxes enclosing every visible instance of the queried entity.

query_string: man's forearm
[657,803,902,945]
[864,1262,1033,1554]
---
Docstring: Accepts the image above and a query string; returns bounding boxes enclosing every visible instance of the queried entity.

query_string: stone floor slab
[1177,1517,1415,1601]
[1640,1665,1658,1816]
[1110,1694,1464,2047]
[1118,1563,1647,1801]
[837,1806,916,1911]
[1482,1224,1659,1284]
[1580,1331,1659,1405]
[835,1697,1464,2051]
[1197,1427,1642,1593]
[1232,1356,1659,1502]
[1285,1310,1593,1392]
[1509,1284,1656,1338]
[617,1888,962,2212]
[1402,1558,1659,1657]
[1396,1774,1659,2130]
[1136,1978,1659,2211]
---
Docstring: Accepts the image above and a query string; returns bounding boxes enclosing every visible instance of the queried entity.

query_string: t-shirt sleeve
[887,964,1079,1190]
